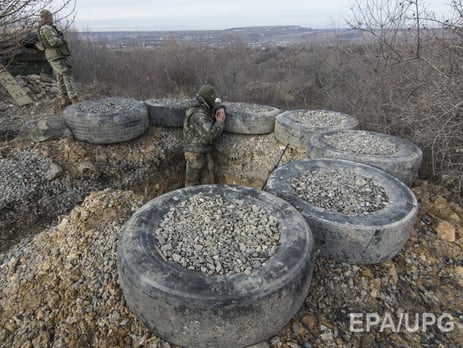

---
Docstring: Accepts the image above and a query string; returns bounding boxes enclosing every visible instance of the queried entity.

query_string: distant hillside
[79,26,364,47]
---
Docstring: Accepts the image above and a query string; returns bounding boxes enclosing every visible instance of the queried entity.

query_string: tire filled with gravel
[144,98,189,127]
[265,158,419,264]
[275,109,358,148]
[117,184,315,348]
[144,100,281,135]
[222,102,281,134]
[307,129,423,186]
[63,98,149,144]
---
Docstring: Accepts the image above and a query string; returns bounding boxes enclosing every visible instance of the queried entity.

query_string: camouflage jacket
[183,96,224,153]
[37,24,71,61]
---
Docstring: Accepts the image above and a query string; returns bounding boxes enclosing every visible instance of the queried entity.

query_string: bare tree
[345,0,463,199]
[0,0,75,62]
[346,0,433,63]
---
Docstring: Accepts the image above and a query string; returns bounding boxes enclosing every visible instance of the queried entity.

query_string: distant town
[78,26,365,48]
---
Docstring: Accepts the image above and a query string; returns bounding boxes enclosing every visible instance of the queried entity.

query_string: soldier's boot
[60,96,72,107]
[54,96,71,113]
[71,96,79,104]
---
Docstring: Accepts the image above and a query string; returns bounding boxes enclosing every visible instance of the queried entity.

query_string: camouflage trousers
[49,58,78,99]
[184,151,214,187]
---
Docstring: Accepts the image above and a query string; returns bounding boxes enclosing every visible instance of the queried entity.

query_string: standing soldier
[183,85,226,187]
[37,9,79,108]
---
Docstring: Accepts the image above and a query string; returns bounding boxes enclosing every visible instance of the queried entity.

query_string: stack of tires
[267,110,422,265]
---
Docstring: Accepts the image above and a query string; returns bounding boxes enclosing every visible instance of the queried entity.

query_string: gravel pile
[0,125,185,254]
[291,168,389,216]
[146,100,277,114]
[76,98,139,113]
[223,102,277,113]
[148,98,190,105]
[0,149,55,205]
[0,190,148,347]
[290,110,350,128]
[1,185,462,348]
[323,131,398,155]
[155,193,281,275]
[0,148,95,249]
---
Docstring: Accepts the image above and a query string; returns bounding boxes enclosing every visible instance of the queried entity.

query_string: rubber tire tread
[63,98,149,144]
[307,129,422,186]
[265,158,418,265]
[275,109,359,148]
[223,102,282,134]
[144,99,189,127]
[117,184,315,348]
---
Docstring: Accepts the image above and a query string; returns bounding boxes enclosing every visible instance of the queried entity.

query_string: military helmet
[198,85,216,106]
[40,9,53,19]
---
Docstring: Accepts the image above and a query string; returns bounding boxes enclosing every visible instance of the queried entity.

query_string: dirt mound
[1,184,462,347]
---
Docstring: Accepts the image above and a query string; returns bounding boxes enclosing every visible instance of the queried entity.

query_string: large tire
[307,129,423,186]
[117,184,315,348]
[274,109,358,148]
[144,98,189,127]
[222,102,281,134]
[63,98,149,144]
[265,158,418,264]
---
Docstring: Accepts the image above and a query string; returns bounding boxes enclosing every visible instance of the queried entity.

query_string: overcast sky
[52,0,452,31]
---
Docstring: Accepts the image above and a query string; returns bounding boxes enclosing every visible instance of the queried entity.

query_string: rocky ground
[0,80,462,347]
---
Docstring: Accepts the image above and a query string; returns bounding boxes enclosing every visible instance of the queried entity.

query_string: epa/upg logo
[349,312,455,333]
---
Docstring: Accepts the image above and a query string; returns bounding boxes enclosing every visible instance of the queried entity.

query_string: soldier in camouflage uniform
[183,85,226,187]
[37,9,79,108]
